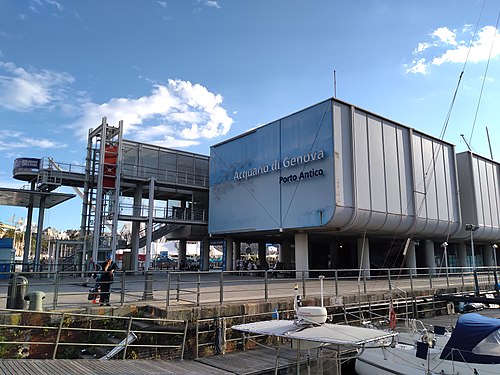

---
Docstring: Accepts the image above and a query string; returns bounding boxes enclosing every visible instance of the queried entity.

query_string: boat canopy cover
[440,313,500,364]
[232,320,396,346]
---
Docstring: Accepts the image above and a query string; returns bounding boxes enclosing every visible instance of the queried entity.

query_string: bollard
[7,275,28,309]
[24,291,46,311]
[142,271,153,300]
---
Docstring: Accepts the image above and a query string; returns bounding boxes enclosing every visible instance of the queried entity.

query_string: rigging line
[209,147,281,228]
[468,11,500,147]
[282,101,330,225]
[439,0,486,140]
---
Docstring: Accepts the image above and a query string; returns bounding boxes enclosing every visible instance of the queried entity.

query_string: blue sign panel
[209,100,335,234]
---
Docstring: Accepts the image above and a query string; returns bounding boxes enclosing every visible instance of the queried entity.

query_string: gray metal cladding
[327,100,460,237]
[209,98,463,237]
[455,152,500,241]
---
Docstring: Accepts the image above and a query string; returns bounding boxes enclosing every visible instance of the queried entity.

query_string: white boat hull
[355,343,499,375]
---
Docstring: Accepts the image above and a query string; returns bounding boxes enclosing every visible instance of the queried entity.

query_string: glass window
[140,147,159,178]
[473,329,500,356]
[122,144,139,177]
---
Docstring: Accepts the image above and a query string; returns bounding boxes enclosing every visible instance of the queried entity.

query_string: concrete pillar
[425,240,436,275]
[357,237,370,278]
[457,242,467,268]
[329,241,339,269]
[145,177,155,270]
[234,241,241,266]
[34,196,46,273]
[281,240,292,270]
[131,184,143,272]
[405,240,417,276]
[258,242,268,270]
[178,239,187,269]
[482,245,494,267]
[294,233,309,278]
[225,238,234,271]
[201,238,210,271]
[23,182,35,272]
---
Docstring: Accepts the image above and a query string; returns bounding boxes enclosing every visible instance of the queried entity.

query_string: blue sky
[1,0,499,230]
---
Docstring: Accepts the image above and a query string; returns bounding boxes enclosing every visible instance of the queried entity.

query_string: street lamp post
[492,244,498,267]
[465,224,480,269]
[465,224,480,296]
[441,242,449,286]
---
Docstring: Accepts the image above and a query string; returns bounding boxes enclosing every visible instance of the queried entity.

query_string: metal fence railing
[0,308,188,360]
[0,267,497,312]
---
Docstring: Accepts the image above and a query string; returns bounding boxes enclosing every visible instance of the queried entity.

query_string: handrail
[0,308,188,360]
[0,267,497,312]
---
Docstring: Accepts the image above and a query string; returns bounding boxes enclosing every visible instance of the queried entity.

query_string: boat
[355,312,500,375]
[231,276,397,374]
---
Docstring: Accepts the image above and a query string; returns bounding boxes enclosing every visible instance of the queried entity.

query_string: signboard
[13,158,41,172]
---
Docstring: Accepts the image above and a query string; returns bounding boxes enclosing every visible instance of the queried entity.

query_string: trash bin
[6,275,28,309]
[24,291,45,311]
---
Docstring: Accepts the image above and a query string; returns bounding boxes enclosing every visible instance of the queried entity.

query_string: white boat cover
[232,320,396,346]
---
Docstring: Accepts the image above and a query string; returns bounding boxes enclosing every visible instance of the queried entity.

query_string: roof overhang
[0,187,75,209]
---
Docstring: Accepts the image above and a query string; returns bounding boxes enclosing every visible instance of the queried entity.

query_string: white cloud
[0,129,67,151]
[432,26,500,65]
[407,25,500,74]
[405,58,428,75]
[432,27,457,46]
[200,0,220,9]
[71,79,234,148]
[0,61,74,111]
[158,1,167,8]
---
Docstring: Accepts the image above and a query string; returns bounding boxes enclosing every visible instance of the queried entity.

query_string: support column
[405,240,417,276]
[457,242,467,268]
[425,240,435,276]
[258,242,268,270]
[224,238,233,271]
[131,184,142,272]
[145,177,155,270]
[34,196,46,273]
[357,237,370,278]
[294,233,309,278]
[234,241,241,269]
[281,240,292,270]
[23,199,34,272]
[201,238,210,271]
[178,239,187,269]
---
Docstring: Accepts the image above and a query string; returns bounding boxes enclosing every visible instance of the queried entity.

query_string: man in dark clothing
[99,256,117,306]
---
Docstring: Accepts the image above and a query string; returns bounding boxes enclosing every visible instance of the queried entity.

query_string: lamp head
[493,244,498,249]
[465,224,479,232]
[441,242,448,247]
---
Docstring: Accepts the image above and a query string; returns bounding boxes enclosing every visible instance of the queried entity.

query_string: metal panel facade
[209,98,461,238]
[455,152,500,241]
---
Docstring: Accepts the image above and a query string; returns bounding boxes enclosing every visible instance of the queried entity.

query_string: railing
[0,267,496,312]
[193,291,449,359]
[0,308,188,360]
[122,163,208,188]
[118,203,208,223]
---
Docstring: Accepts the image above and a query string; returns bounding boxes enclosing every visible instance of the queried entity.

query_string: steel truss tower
[81,118,123,262]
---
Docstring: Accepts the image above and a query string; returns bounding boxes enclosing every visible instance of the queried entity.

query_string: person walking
[99,256,117,306]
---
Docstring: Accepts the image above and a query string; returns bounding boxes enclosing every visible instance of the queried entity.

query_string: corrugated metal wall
[455,152,500,241]
[326,100,460,237]
[209,98,496,241]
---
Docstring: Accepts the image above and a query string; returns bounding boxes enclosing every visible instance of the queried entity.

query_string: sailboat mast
[486,126,494,160]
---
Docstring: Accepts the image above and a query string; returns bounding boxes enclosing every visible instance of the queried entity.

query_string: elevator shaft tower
[81,118,123,261]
